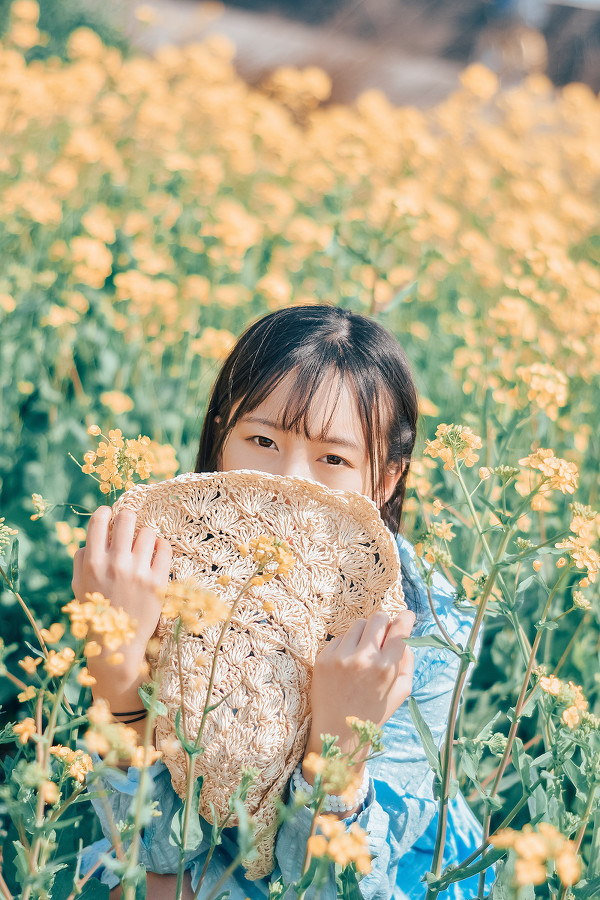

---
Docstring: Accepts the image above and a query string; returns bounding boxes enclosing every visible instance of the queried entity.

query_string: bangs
[196,304,418,534]
[228,337,352,443]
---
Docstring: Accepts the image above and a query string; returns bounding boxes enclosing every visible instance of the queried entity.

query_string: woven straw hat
[111,469,406,879]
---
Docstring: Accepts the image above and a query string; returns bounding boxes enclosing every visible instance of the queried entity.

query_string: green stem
[120,684,159,900]
[425,454,515,900]
[0,562,48,657]
[436,776,544,890]
[476,566,571,897]
[176,572,257,900]
[557,785,597,900]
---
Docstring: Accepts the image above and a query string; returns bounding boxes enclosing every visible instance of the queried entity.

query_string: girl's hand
[304,609,416,762]
[72,506,172,655]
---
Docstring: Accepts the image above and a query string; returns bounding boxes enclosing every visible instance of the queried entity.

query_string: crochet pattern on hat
[110,470,406,879]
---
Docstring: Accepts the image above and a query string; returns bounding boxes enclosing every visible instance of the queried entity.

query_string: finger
[150,536,173,582]
[336,618,367,652]
[109,509,137,561]
[381,614,416,663]
[72,547,84,595]
[132,525,161,568]
[358,609,392,651]
[84,506,112,566]
[384,609,416,641]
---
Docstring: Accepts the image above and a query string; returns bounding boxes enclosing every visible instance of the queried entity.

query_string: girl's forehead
[238,372,366,447]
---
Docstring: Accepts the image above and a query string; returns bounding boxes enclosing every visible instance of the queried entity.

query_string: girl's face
[220,372,401,504]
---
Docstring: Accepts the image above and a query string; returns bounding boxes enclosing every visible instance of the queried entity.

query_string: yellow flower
[310,815,372,874]
[162,582,229,632]
[514,858,547,886]
[459,63,499,100]
[11,1,40,22]
[18,685,37,702]
[87,424,102,436]
[424,424,482,471]
[554,537,600,583]
[432,520,455,541]
[30,493,49,520]
[532,559,542,572]
[18,656,42,675]
[44,647,76,677]
[40,781,60,805]
[130,745,163,767]
[100,391,134,415]
[562,706,580,729]
[13,717,37,744]
[40,622,65,643]
[77,667,97,686]
[555,845,581,886]
[191,327,236,360]
[539,675,561,696]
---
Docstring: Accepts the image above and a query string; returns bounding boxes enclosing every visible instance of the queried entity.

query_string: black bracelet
[117,713,148,724]
[113,709,147,717]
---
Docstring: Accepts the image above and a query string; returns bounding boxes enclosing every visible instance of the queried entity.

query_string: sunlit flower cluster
[0,517,18,554]
[515,363,568,421]
[307,814,372,874]
[30,493,50,521]
[302,753,363,807]
[538,673,588,728]
[491,822,580,887]
[55,521,86,558]
[518,448,579,502]
[424,424,482,471]
[62,592,137,656]
[50,744,94,782]
[84,698,162,766]
[238,534,296,579]
[161,582,229,633]
[82,428,153,495]
[554,537,600,585]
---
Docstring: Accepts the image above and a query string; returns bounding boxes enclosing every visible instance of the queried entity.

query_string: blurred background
[3,0,600,104]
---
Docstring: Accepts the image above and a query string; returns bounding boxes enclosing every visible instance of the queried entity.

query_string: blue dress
[79,534,495,898]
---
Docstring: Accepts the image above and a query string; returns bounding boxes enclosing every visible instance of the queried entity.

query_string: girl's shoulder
[394,533,474,650]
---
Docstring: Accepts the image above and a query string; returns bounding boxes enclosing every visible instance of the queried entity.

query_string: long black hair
[194,305,421,609]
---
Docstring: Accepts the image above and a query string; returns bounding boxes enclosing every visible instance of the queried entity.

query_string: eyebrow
[241,415,363,452]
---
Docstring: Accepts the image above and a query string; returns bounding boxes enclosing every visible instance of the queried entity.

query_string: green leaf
[512,738,532,790]
[336,863,363,899]
[80,879,111,898]
[138,683,168,717]
[563,758,589,801]
[169,777,203,851]
[404,634,462,659]
[293,858,319,895]
[475,711,503,743]
[232,795,256,860]
[573,876,600,899]
[438,847,505,888]
[408,697,442,778]
[12,840,29,883]
[516,575,537,594]
[9,538,19,591]
[174,708,201,756]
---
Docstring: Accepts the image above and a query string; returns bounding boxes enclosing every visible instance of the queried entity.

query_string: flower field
[1,1,600,897]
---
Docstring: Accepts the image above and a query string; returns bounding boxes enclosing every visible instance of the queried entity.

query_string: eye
[322,454,347,467]
[251,435,276,449]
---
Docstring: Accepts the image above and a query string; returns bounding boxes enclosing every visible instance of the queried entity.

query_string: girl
[77,305,490,899]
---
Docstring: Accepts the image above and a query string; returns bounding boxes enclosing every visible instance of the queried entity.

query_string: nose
[279,449,314,483]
